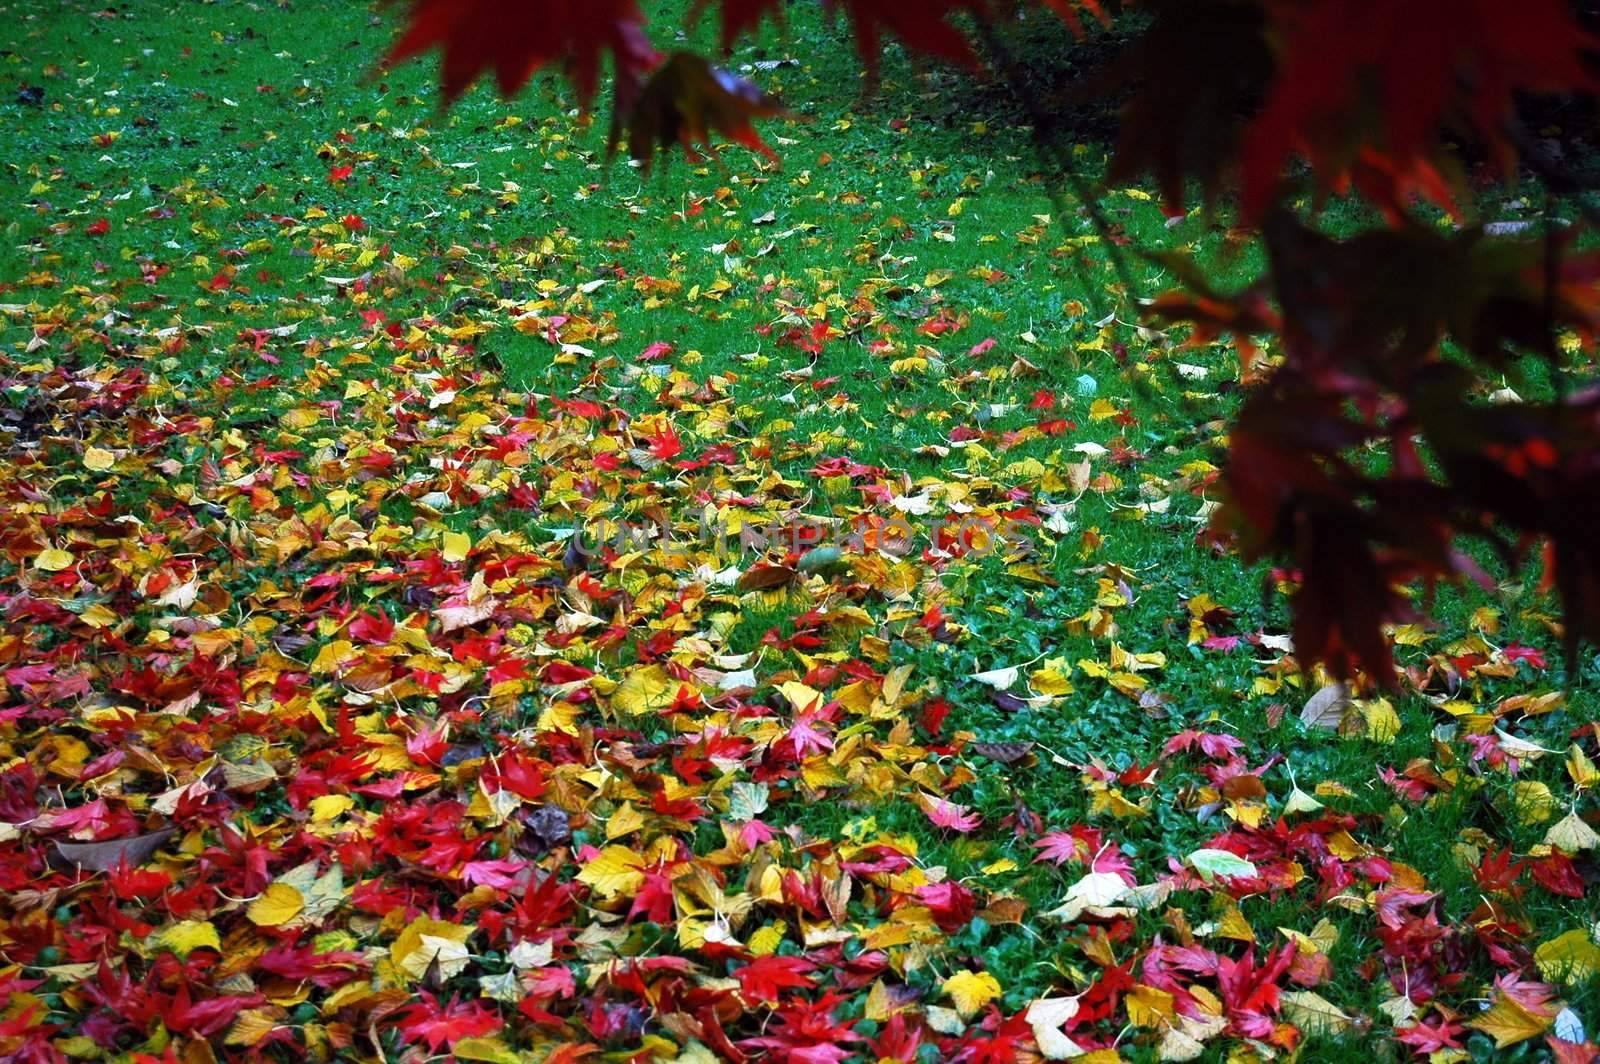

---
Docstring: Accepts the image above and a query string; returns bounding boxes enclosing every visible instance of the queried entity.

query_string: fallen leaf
[944,969,1002,1019]
[1468,994,1552,1048]
[1300,683,1350,729]
[1026,995,1085,1059]
[53,828,175,872]
[247,882,306,927]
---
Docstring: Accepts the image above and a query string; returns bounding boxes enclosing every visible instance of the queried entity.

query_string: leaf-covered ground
[2,2,1599,1062]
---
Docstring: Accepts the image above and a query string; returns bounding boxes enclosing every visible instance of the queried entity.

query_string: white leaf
[970,665,1021,690]
[1553,1007,1586,1044]
[1493,728,1559,757]
[1046,872,1131,922]
[1026,996,1084,1059]
[1186,848,1258,883]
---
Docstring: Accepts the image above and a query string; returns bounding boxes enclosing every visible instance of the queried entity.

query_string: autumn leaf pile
[3,2,1600,1063]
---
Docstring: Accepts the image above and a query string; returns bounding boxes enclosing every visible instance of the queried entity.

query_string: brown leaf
[1300,683,1350,730]
[977,896,1029,925]
[53,827,176,872]
[736,563,799,592]
[970,741,1036,765]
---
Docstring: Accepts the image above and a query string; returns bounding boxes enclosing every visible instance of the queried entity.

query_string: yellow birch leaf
[1567,744,1600,788]
[1127,984,1176,1028]
[605,801,647,840]
[1545,810,1600,852]
[225,1009,282,1047]
[612,665,677,716]
[34,548,74,572]
[157,920,221,955]
[451,1037,521,1064]
[247,883,306,927]
[1534,929,1600,984]
[747,923,786,957]
[1466,995,1552,1048]
[1362,698,1401,743]
[79,603,119,628]
[1280,990,1352,1036]
[536,700,582,736]
[778,680,823,713]
[576,845,646,899]
[392,917,473,982]
[1511,781,1555,825]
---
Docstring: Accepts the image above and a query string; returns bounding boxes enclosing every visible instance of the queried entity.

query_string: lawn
[1,1,1598,1061]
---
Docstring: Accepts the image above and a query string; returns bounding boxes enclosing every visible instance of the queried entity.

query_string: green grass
[4,1,1599,1060]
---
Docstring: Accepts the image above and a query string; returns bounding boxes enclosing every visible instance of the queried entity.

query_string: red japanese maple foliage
[381,0,1600,686]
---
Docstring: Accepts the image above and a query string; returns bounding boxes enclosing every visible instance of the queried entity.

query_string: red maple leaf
[1242,0,1600,217]
[397,993,502,1052]
[647,421,683,460]
[1394,1014,1466,1055]
[921,794,981,833]
[910,880,976,932]
[735,955,818,1004]
[741,992,863,1063]
[384,0,660,105]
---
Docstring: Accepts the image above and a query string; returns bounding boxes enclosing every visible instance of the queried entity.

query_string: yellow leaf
[536,700,582,736]
[1567,744,1600,788]
[441,530,472,563]
[309,795,354,823]
[1544,810,1600,852]
[392,917,473,983]
[1470,606,1501,634]
[1030,661,1074,697]
[1511,781,1555,825]
[247,883,306,927]
[83,446,116,471]
[944,969,1002,1019]
[157,919,221,956]
[1126,984,1176,1028]
[310,639,354,675]
[225,1009,283,1047]
[1280,990,1352,1037]
[279,407,322,430]
[1362,698,1401,743]
[34,548,74,572]
[79,603,119,628]
[612,665,677,716]
[605,801,648,840]
[1535,929,1600,985]
[576,845,646,899]
[777,680,823,713]
[451,1037,522,1064]
[1466,994,1551,1048]
[747,923,786,957]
